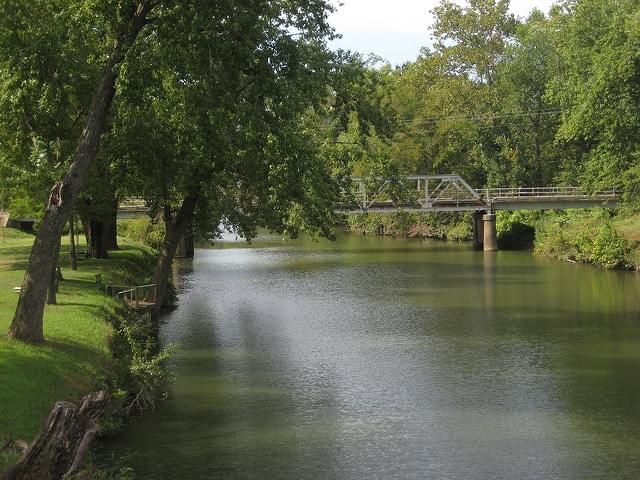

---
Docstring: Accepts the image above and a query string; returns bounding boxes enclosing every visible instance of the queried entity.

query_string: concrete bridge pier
[472,211,485,250]
[482,213,498,251]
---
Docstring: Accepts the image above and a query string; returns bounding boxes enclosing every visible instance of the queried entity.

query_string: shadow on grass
[45,338,111,366]
[56,302,100,308]
[0,257,30,272]
[0,334,113,439]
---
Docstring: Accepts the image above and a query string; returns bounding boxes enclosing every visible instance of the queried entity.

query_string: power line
[397,109,562,126]
[325,108,562,141]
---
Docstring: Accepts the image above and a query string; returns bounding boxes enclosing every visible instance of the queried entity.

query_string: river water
[101,233,640,479]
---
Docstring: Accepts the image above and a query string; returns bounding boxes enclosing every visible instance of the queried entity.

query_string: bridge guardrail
[119,197,146,209]
[119,178,620,216]
[476,187,619,201]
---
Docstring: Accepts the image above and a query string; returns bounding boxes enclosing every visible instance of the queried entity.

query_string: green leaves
[546,0,640,193]
[0,0,112,216]
[431,0,517,84]
[108,0,338,240]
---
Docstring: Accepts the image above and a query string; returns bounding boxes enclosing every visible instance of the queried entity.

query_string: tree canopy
[2,0,640,342]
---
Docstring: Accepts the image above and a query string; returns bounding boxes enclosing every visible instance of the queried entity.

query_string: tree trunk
[82,217,93,258]
[534,129,543,185]
[175,222,195,258]
[530,115,544,185]
[82,198,118,258]
[8,2,154,343]
[69,217,77,271]
[46,239,61,305]
[87,220,109,259]
[154,194,198,313]
[3,391,107,480]
[105,198,119,251]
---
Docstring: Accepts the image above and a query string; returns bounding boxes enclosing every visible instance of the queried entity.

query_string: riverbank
[345,210,640,270]
[513,209,640,270]
[346,212,473,241]
[0,228,158,472]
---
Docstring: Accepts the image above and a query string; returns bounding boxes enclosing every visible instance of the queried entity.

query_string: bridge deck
[335,177,619,214]
[336,196,618,213]
[118,176,621,217]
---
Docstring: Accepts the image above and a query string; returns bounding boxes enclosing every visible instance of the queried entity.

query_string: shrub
[118,219,165,251]
[496,211,537,249]
[103,309,175,432]
[446,222,472,241]
[534,214,631,269]
[590,224,629,268]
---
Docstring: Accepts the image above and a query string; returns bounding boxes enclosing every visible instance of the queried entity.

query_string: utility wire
[397,109,562,125]
[321,108,563,144]
[325,108,562,136]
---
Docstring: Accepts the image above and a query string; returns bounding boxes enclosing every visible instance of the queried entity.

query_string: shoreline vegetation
[1,0,639,477]
[1,207,638,474]
[121,208,640,272]
[0,227,171,477]
[344,210,640,271]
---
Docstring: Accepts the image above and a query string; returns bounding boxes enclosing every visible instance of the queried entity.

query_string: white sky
[329,0,558,65]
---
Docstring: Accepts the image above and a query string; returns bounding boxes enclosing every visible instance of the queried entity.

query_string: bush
[534,213,631,269]
[498,221,535,249]
[534,223,577,262]
[446,222,472,241]
[118,219,165,251]
[347,212,470,239]
[496,211,537,249]
[103,309,175,433]
[591,224,629,268]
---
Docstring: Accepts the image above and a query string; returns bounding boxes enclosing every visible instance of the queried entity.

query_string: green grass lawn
[615,213,640,267]
[0,227,153,469]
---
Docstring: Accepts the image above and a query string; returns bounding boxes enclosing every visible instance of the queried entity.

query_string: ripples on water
[100,234,640,479]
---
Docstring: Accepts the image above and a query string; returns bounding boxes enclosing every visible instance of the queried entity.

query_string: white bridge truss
[118,175,620,219]
[336,175,619,213]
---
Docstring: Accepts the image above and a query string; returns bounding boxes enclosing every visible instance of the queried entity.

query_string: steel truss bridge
[119,174,619,218]
[336,174,619,213]
[118,175,619,251]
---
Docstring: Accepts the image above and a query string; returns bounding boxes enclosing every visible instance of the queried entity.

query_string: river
[100,233,640,479]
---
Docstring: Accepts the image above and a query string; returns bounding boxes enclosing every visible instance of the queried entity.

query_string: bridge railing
[119,197,146,209]
[338,174,485,211]
[476,186,619,201]
[116,284,157,310]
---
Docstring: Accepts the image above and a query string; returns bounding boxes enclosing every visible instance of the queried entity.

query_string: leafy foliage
[535,212,632,269]
[117,219,165,251]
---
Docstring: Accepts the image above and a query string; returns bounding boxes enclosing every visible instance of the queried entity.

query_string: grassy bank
[344,209,640,270]
[532,210,640,270]
[0,227,155,471]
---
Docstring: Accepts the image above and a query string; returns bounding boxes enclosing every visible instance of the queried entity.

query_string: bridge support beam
[483,213,498,251]
[472,211,485,249]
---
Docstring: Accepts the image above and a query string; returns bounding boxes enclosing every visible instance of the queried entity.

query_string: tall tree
[6,1,157,343]
[547,0,640,191]
[110,0,338,309]
[493,9,560,186]
[431,0,517,85]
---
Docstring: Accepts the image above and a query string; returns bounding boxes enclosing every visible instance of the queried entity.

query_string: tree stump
[3,391,107,480]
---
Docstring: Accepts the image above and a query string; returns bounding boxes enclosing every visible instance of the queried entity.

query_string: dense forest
[328,0,640,195]
[1,0,640,342]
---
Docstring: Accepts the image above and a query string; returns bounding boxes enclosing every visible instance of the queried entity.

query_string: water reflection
[100,234,640,479]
